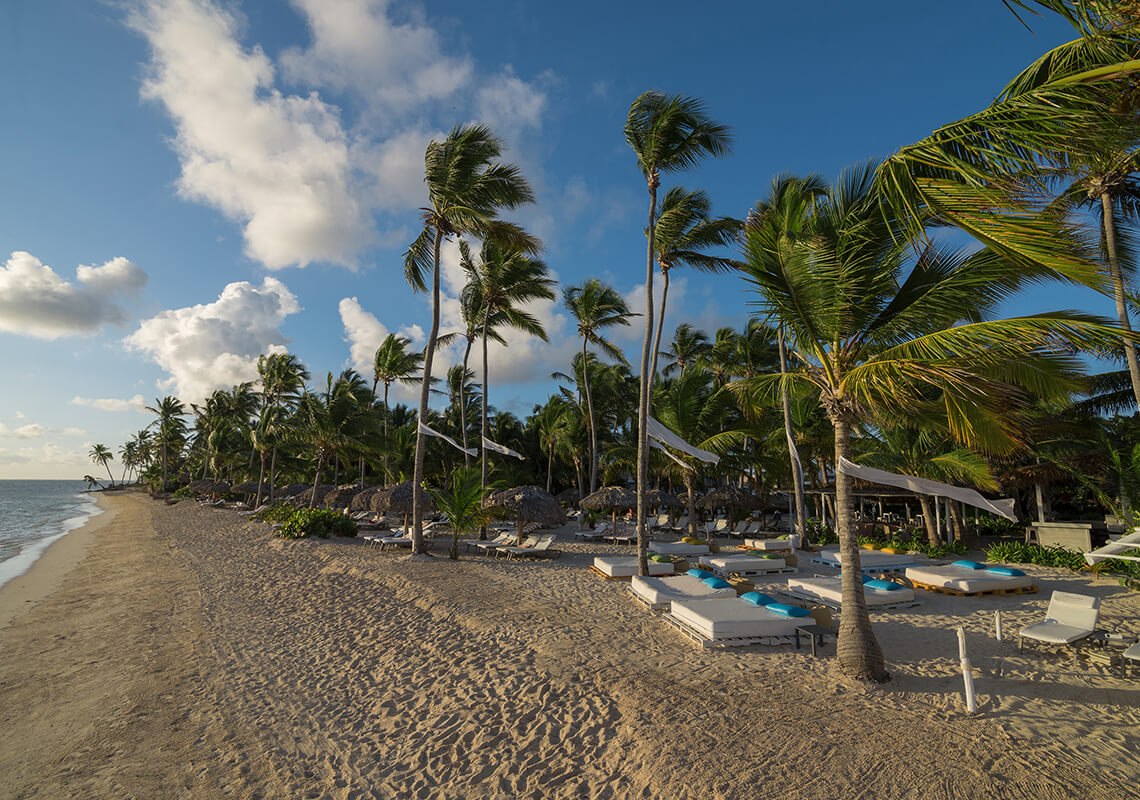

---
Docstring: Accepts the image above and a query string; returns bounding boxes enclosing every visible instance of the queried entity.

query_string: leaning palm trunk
[636,175,658,577]
[832,416,888,682]
[479,307,491,540]
[581,340,599,493]
[778,326,808,539]
[460,338,473,467]
[1102,192,1140,409]
[684,470,697,537]
[255,451,267,508]
[649,267,671,384]
[546,448,554,493]
[918,494,939,546]
[411,229,444,554]
[309,456,325,509]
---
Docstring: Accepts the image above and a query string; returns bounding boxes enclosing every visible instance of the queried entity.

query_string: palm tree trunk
[636,174,658,577]
[1102,192,1140,409]
[104,461,115,487]
[269,446,277,502]
[256,451,267,508]
[918,495,939,546]
[833,415,888,682]
[546,447,554,493]
[479,307,491,540]
[580,340,599,493]
[411,228,444,554]
[382,383,391,481]
[460,337,473,467]
[684,470,696,538]
[949,500,966,542]
[649,266,670,384]
[310,455,324,509]
[778,326,808,539]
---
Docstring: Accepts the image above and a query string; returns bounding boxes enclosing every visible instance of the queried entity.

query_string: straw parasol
[580,485,637,530]
[323,486,363,510]
[231,480,267,496]
[486,486,565,544]
[350,486,383,511]
[187,478,215,492]
[294,484,335,506]
[644,489,681,508]
[276,483,309,498]
[371,481,435,534]
[555,487,581,504]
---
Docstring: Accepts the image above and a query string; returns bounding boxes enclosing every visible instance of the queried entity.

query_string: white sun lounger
[591,556,674,578]
[629,574,735,610]
[811,550,921,573]
[700,554,795,577]
[1084,530,1140,565]
[782,576,919,610]
[742,538,793,551]
[905,562,1036,595]
[1020,591,1100,653]
[649,541,710,556]
[665,596,805,648]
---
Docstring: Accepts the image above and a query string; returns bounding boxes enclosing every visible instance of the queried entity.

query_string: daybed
[629,570,735,610]
[904,560,1036,595]
[591,556,674,579]
[664,591,810,648]
[782,575,919,610]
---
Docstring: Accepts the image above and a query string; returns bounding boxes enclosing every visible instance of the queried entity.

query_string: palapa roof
[555,487,581,503]
[276,483,310,498]
[231,481,268,495]
[322,486,364,509]
[644,489,681,508]
[370,481,435,514]
[187,478,215,492]
[293,485,335,505]
[350,486,383,511]
[487,485,565,525]
[699,486,764,510]
[579,486,637,511]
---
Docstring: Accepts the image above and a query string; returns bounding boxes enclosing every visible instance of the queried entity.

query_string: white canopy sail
[483,436,525,460]
[837,457,1017,521]
[418,421,478,457]
[646,416,719,465]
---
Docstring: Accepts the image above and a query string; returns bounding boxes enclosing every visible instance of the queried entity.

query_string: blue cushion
[951,560,984,570]
[985,566,1025,577]
[864,579,902,592]
[740,591,774,606]
[766,602,811,618]
[702,577,732,589]
[686,568,714,580]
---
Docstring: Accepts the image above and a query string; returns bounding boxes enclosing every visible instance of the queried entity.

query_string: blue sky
[0,0,1096,478]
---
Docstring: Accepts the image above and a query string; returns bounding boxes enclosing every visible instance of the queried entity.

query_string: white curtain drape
[837,457,1017,521]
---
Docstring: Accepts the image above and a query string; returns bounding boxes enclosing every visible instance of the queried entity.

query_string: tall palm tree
[531,395,573,493]
[563,279,633,493]
[403,124,537,554]
[626,91,731,575]
[118,439,137,485]
[460,239,555,499]
[258,352,309,499]
[145,396,186,490]
[648,186,741,381]
[294,373,370,507]
[739,162,1125,682]
[372,333,424,480]
[88,443,114,487]
[659,323,711,377]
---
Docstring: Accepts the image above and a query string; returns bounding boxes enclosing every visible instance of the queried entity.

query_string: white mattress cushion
[705,555,786,574]
[1020,620,1094,644]
[816,550,917,569]
[669,597,802,639]
[787,577,915,606]
[649,541,710,556]
[742,538,793,551]
[905,566,1033,593]
[594,556,673,577]
[630,574,735,605]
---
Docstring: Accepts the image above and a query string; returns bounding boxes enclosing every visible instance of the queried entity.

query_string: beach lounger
[700,553,795,578]
[781,576,919,610]
[479,534,537,556]
[700,518,729,536]
[591,556,674,579]
[664,591,810,648]
[905,560,1037,596]
[742,537,793,551]
[464,532,513,553]
[629,570,738,610]
[648,540,710,557]
[811,549,921,574]
[610,527,638,545]
[1123,642,1140,676]
[1019,591,1101,653]
[500,534,560,560]
[576,522,612,541]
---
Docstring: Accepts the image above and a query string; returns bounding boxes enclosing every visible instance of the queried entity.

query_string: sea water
[0,480,102,589]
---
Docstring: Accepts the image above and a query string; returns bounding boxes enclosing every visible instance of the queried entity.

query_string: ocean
[0,480,103,589]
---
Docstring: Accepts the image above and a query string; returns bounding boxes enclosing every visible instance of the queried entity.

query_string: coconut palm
[145,396,186,490]
[372,333,424,480]
[738,162,1126,682]
[294,373,371,507]
[563,279,634,493]
[460,239,555,499]
[531,395,573,493]
[118,439,137,485]
[403,124,537,554]
[423,467,493,560]
[649,186,741,381]
[659,323,711,377]
[88,443,114,487]
[258,352,309,499]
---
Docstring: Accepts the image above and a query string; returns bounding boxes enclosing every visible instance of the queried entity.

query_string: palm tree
[403,123,537,554]
[258,352,309,498]
[294,373,371,507]
[460,240,555,500]
[659,323,711,377]
[625,90,731,575]
[118,439,137,485]
[145,396,186,490]
[88,443,114,487]
[648,186,741,381]
[739,162,1125,682]
[563,279,634,493]
[423,467,493,560]
[531,396,573,493]
[372,333,424,480]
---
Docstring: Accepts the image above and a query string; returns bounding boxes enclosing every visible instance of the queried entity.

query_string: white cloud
[71,394,148,413]
[0,443,83,468]
[338,297,424,402]
[280,0,472,117]
[0,252,148,340]
[475,67,548,136]
[124,277,300,402]
[128,0,372,269]
[0,423,48,440]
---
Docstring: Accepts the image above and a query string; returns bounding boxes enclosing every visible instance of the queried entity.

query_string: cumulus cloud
[0,442,83,467]
[71,394,148,412]
[127,0,372,269]
[0,423,48,439]
[0,252,148,340]
[125,278,300,402]
[475,68,549,137]
[338,297,424,402]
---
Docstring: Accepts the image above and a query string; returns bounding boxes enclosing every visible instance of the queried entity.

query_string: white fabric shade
[418,421,478,457]
[483,436,525,460]
[651,438,692,470]
[646,416,719,465]
[837,457,1017,521]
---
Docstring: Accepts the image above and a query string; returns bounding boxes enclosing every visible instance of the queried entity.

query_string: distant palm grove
[89,3,1140,683]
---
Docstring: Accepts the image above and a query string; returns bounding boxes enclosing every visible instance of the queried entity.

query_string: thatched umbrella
[555,487,581,504]
[699,486,764,510]
[581,485,637,531]
[487,486,565,544]
[371,481,435,534]
[350,486,383,511]
[294,484,335,507]
[644,489,681,508]
[231,481,267,496]
[187,478,214,492]
[276,483,309,498]
[323,486,363,510]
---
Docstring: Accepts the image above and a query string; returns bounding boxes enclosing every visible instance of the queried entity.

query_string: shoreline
[0,493,115,630]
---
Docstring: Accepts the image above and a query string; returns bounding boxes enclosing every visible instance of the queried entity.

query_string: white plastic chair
[1019,591,1100,653]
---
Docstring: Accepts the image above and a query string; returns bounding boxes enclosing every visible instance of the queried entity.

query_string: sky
[0,0,1098,479]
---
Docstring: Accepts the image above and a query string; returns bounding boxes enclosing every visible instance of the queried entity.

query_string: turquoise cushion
[686,568,714,580]
[702,577,731,589]
[740,591,775,606]
[767,603,811,618]
[864,579,902,592]
[951,560,984,570]
[985,566,1025,577]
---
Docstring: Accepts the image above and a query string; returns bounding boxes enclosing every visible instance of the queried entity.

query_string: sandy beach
[1,489,1138,799]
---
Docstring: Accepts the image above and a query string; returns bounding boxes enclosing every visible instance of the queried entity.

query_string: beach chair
[610,526,638,545]
[1084,530,1140,566]
[577,522,613,542]
[1019,591,1101,654]
[1123,642,1140,676]
[650,514,671,531]
[501,534,561,560]
[465,531,513,553]
[728,520,753,538]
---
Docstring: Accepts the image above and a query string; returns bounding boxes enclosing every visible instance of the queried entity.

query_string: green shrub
[276,507,356,539]
[173,486,195,499]
[976,516,1022,538]
[253,502,298,524]
[804,518,837,545]
[985,541,1089,572]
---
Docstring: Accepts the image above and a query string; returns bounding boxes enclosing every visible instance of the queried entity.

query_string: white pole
[958,626,977,713]
[994,610,1003,641]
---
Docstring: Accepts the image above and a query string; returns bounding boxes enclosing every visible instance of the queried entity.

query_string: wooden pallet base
[661,613,795,649]
[588,565,632,580]
[912,580,1038,597]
